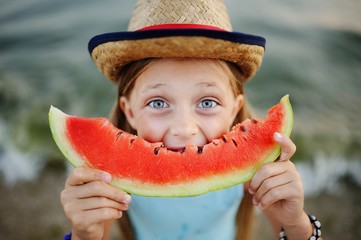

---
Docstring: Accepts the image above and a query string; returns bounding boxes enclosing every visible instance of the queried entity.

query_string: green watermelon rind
[279,94,293,139]
[49,95,293,197]
[110,165,262,197]
[111,95,292,197]
[49,106,87,168]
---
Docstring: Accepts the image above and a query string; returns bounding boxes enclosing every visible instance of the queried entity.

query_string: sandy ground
[1,163,360,240]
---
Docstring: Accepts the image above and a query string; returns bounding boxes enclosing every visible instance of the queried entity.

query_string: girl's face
[120,59,244,150]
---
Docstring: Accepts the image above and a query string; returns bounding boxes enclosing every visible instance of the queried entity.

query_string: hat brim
[88,29,266,82]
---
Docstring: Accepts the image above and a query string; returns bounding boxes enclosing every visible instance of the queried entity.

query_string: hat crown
[128,0,232,31]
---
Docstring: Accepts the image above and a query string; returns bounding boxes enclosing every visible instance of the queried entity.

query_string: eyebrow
[141,81,219,93]
[141,83,167,93]
[196,81,218,88]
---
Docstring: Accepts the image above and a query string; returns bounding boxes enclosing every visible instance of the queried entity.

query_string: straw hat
[88,0,266,82]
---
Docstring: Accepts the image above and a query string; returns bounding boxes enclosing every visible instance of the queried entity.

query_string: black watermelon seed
[154,147,160,155]
[240,126,246,132]
[116,131,123,140]
[129,138,135,144]
[197,147,203,154]
[251,119,258,124]
[231,139,238,147]
[222,136,227,142]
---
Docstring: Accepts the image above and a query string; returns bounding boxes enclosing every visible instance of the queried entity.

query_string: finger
[62,191,130,221]
[274,132,296,161]
[249,161,291,194]
[256,181,302,210]
[62,196,127,217]
[85,208,123,223]
[66,167,112,186]
[252,170,292,204]
[71,208,122,231]
[76,197,130,211]
[67,181,132,204]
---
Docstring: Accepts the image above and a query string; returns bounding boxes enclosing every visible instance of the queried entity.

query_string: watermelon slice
[49,95,293,197]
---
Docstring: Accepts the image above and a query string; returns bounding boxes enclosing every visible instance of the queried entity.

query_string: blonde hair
[111,58,254,240]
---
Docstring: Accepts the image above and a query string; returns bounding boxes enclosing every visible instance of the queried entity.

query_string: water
[1,0,361,189]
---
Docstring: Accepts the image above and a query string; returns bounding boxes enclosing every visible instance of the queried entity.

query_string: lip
[166,144,207,153]
[166,147,187,152]
[163,140,209,151]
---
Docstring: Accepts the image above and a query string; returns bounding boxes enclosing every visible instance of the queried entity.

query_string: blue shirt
[128,185,244,240]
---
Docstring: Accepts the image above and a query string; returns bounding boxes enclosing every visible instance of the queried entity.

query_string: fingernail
[274,132,283,141]
[101,172,112,183]
[123,194,132,204]
[248,188,255,195]
[252,196,258,206]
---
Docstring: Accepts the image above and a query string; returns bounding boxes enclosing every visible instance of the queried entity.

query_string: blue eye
[148,99,168,108]
[198,99,217,108]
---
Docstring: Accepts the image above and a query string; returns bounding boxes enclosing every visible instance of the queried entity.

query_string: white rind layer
[48,95,293,197]
[49,106,86,168]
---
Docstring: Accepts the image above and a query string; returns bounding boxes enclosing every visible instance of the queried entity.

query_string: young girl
[61,1,321,239]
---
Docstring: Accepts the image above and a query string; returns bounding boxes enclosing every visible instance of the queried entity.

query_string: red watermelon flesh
[49,95,293,197]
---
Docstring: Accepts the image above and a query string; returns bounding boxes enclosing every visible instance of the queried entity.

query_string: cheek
[200,118,232,141]
[136,117,166,143]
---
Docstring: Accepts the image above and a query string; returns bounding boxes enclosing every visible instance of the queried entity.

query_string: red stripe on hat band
[137,23,226,31]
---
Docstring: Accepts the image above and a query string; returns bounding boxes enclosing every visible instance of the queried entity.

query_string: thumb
[274,132,296,161]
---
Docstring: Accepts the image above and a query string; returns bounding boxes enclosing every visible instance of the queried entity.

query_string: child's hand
[248,132,305,227]
[60,167,131,240]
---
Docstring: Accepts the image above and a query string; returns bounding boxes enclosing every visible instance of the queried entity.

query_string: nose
[170,108,198,138]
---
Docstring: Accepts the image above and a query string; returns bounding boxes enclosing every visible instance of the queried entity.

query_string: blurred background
[0,0,360,239]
